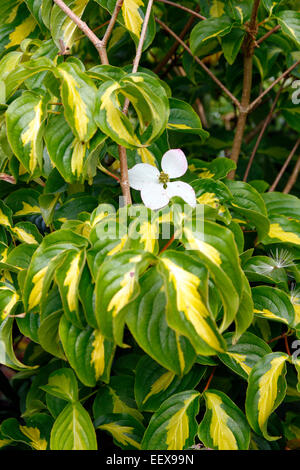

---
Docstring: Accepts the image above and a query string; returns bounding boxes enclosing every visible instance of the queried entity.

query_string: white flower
[128,149,196,210]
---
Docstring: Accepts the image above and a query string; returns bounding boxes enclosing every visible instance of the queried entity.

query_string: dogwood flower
[128,149,196,210]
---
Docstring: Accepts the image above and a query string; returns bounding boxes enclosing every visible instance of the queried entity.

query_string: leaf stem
[257,24,281,45]
[248,59,300,113]
[155,0,206,20]
[202,366,217,393]
[159,234,175,254]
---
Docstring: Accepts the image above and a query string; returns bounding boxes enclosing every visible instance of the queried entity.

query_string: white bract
[128,149,196,210]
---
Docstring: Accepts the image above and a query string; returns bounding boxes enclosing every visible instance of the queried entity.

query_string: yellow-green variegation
[246,352,289,440]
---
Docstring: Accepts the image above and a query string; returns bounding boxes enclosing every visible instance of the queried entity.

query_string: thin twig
[155,17,241,108]
[269,138,300,192]
[118,145,132,204]
[155,0,206,20]
[284,335,291,356]
[102,0,124,47]
[132,0,155,73]
[257,24,281,45]
[243,82,285,181]
[122,0,155,116]
[249,59,300,112]
[52,0,109,63]
[159,234,175,254]
[283,155,300,193]
[202,367,217,393]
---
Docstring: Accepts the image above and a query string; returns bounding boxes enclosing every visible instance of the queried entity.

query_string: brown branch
[202,367,217,393]
[118,146,132,204]
[248,59,300,112]
[243,82,284,181]
[102,0,124,48]
[159,234,175,254]
[155,18,241,108]
[269,138,300,192]
[155,0,206,20]
[132,0,155,73]
[283,155,300,194]
[228,0,261,179]
[257,24,281,45]
[52,0,109,63]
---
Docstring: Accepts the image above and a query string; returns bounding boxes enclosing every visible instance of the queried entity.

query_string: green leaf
[38,310,65,359]
[263,192,300,220]
[158,250,226,355]
[134,355,206,412]
[45,113,106,183]
[95,0,155,50]
[95,249,155,344]
[59,315,115,386]
[0,281,19,321]
[50,401,97,450]
[5,188,41,217]
[199,389,250,450]
[189,157,236,180]
[182,219,243,331]
[40,368,78,402]
[5,57,54,99]
[55,248,86,327]
[262,215,300,247]
[0,317,37,370]
[50,0,89,50]
[6,91,47,176]
[246,352,289,440]
[0,3,38,53]
[12,221,42,245]
[1,414,53,450]
[23,229,88,313]
[95,413,145,450]
[276,11,300,46]
[190,16,234,56]
[94,73,169,149]
[142,390,200,450]
[17,311,40,343]
[252,285,296,327]
[225,180,270,242]
[243,255,289,285]
[218,332,272,380]
[221,27,245,64]
[0,200,13,228]
[125,267,197,376]
[93,374,143,423]
[262,0,283,15]
[167,98,209,141]
[56,62,97,143]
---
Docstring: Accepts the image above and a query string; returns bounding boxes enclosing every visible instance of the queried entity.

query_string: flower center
[159,171,169,188]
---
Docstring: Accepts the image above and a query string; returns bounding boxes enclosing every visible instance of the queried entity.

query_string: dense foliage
[1,0,300,451]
